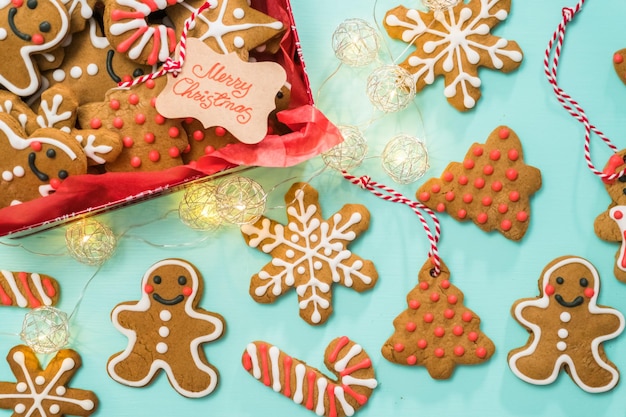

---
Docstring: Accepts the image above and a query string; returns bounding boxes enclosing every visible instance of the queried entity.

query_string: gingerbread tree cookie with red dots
[416,125,541,241]
[77,78,189,172]
[381,257,495,379]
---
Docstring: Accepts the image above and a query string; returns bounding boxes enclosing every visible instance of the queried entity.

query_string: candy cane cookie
[242,336,377,417]
[0,270,60,308]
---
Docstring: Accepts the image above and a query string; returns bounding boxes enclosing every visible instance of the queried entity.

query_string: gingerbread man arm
[594,207,621,241]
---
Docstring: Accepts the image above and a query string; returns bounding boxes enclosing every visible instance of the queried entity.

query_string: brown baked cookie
[613,48,626,85]
[508,256,625,393]
[383,0,523,111]
[382,257,495,379]
[242,336,377,417]
[416,126,541,240]
[0,345,98,416]
[77,77,188,171]
[0,270,60,307]
[107,258,225,398]
[241,182,378,325]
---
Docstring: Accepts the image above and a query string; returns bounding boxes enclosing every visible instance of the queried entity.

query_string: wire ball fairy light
[179,180,223,231]
[215,176,267,225]
[20,307,70,354]
[381,134,430,183]
[332,18,381,67]
[422,0,460,19]
[366,65,416,113]
[321,125,368,171]
[65,218,117,265]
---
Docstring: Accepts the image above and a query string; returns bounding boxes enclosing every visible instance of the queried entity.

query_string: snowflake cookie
[383,0,523,111]
[241,182,379,325]
[0,345,98,417]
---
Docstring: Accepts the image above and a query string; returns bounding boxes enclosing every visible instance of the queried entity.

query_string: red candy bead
[545,284,555,296]
[474,178,485,189]
[122,136,133,147]
[499,128,510,139]
[468,331,478,342]
[144,284,154,294]
[145,79,155,89]
[155,114,165,124]
[462,193,473,203]
[501,219,512,231]
[149,150,160,162]
[584,288,594,298]
[130,156,141,168]
[215,126,226,136]
[409,300,420,309]
[32,34,44,45]
[473,146,483,157]
[457,209,467,219]
[394,343,404,352]
[454,346,465,357]
[90,118,102,129]
[436,203,445,212]
[447,294,458,304]
[405,322,417,332]
[498,203,508,214]
[506,168,518,181]
[431,184,441,193]
[113,117,124,129]
[169,147,181,158]
[182,287,193,297]
[417,339,428,349]
[406,355,417,365]
[516,211,528,222]
[423,313,434,323]
[419,192,430,202]
[445,191,455,202]
[440,280,450,289]
[49,178,61,190]
[128,94,140,105]
[508,149,519,161]
[134,114,146,125]
[509,191,520,202]
[489,150,501,161]
[109,99,120,110]
[444,309,454,319]
[434,348,445,358]
[29,141,42,152]
[458,175,468,185]
[462,311,473,322]
[614,210,624,220]
[144,133,155,143]
[443,172,454,182]
[434,327,445,337]
[463,159,475,169]
[193,130,205,141]
[168,127,180,138]
[476,347,487,358]
[483,165,494,175]
[453,325,464,336]
[614,53,624,64]
[491,181,503,192]
[481,196,492,206]
[477,213,488,224]
[430,292,440,302]
[419,282,429,291]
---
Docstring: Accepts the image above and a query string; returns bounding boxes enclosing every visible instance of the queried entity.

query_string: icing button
[559,311,571,323]
[556,341,567,351]
[156,342,168,354]
[159,310,172,321]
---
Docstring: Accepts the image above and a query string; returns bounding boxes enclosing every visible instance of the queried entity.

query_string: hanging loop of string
[341,170,442,276]
[118,1,211,88]
[544,0,626,183]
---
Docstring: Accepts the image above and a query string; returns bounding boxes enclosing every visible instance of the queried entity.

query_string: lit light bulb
[179,181,223,231]
[366,65,416,113]
[332,18,380,67]
[215,176,266,225]
[65,218,116,265]
[381,134,429,184]
[21,307,69,354]
[321,125,368,171]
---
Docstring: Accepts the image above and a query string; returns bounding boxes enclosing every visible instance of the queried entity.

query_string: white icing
[233,36,245,48]
[233,7,244,19]
[508,257,625,393]
[0,28,7,40]
[334,344,361,372]
[610,206,626,272]
[52,70,66,82]
[2,171,12,181]
[13,166,24,177]
[108,259,224,398]
[15,383,26,392]
[0,270,28,307]
[36,94,73,130]
[158,326,169,337]
[558,328,568,339]
[156,342,168,353]
[556,341,567,351]
[293,363,306,404]
[246,343,261,379]
[30,273,53,306]
[49,404,60,414]
[269,346,280,392]
[315,377,327,415]
[86,63,99,76]
[14,404,25,414]
[70,66,83,79]
[75,134,114,165]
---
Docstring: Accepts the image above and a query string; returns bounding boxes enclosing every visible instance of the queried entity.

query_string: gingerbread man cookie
[107,258,225,398]
[613,48,626,85]
[508,256,625,393]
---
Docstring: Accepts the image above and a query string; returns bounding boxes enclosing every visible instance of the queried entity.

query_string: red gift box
[0,0,341,237]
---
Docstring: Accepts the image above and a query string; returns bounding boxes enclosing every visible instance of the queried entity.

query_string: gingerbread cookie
[382,257,495,379]
[107,258,225,398]
[77,77,188,172]
[241,182,378,325]
[383,0,523,111]
[416,126,541,240]
[613,48,626,85]
[0,345,98,417]
[242,336,377,417]
[508,256,625,393]
[0,0,70,96]
[0,270,59,307]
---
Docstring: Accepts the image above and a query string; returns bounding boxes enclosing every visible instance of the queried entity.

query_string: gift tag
[156,38,287,144]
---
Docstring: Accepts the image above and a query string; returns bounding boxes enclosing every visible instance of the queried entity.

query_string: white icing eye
[70,66,83,79]
[0,28,7,40]
[86,63,98,76]
[233,7,244,18]
[234,36,245,48]
[52,69,66,82]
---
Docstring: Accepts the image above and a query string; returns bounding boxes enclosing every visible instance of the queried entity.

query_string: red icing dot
[183,144,191,154]
[445,191,455,202]
[32,34,44,45]
[109,99,120,110]
[453,325,464,336]
[130,156,142,168]
[508,149,519,161]
[443,172,454,182]
[144,133,155,143]
[436,203,445,212]
[462,311,473,322]
[49,178,61,190]
[405,322,417,332]
[498,204,508,214]
[462,193,473,204]
[474,178,485,189]
[122,136,133,147]
[430,292,440,302]
[506,168,518,181]
[423,313,434,323]
[155,114,166,124]
[498,127,510,139]
[463,159,475,170]
[150,97,157,107]
[409,300,420,309]
[458,175,468,185]
[419,192,430,202]
[614,210,624,220]
[491,181,503,192]
[149,150,160,162]
[128,94,140,105]
[584,288,594,298]
[476,347,488,359]
[545,284,555,296]
[180,287,192,297]
[90,118,102,129]
[440,280,450,289]
[483,165,494,175]
[472,146,483,157]
[434,348,445,358]
[477,213,488,224]
[614,53,624,64]
[215,126,226,136]
[489,150,501,161]
[447,294,458,304]
[193,130,205,141]
[121,75,132,83]
[135,114,146,124]
[481,196,492,206]
[454,346,465,357]
[204,145,214,154]
[419,282,429,291]
[145,79,156,89]
[468,332,478,342]
[113,117,124,129]
[431,184,441,193]
[406,355,417,365]
[434,327,445,337]
[144,284,154,294]
[444,308,454,319]
[457,209,467,219]
[169,147,181,158]
[509,191,520,202]
[169,127,180,138]
[501,219,512,231]
[394,343,405,352]
[516,211,528,222]
[11,0,23,6]
[417,339,428,349]
[29,141,42,152]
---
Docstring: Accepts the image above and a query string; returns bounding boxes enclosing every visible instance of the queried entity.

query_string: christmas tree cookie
[416,126,541,241]
[381,257,494,379]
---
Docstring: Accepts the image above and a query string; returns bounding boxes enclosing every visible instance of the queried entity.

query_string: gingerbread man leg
[568,346,619,391]
[108,350,156,386]
[163,346,219,396]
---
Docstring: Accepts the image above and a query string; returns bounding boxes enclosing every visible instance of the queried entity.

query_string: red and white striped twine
[117,1,212,89]
[544,0,626,182]
[341,170,442,276]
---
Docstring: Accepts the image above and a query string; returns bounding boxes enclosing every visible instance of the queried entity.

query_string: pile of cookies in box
[0,0,290,209]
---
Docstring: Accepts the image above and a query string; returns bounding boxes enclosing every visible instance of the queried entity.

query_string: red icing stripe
[166,27,176,53]
[0,285,12,306]
[143,0,159,12]
[147,28,160,66]
[340,358,371,377]
[259,344,270,387]
[328,336,349,362]
[242,351,252,371]
[305,371,316,410]
[18,272,40,308]
[327,383,337,417]
[283,356,292,398]
[111,10,145,20]
[342,384,368,405]
[117,26,149,53]
[42,278,56,298]
[622,231,626,268]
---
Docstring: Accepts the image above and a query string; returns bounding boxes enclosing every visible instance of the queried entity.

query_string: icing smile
[28,152,49,181]
[153,293,184,305]
[8,8,31,41]
[555,294,584,308]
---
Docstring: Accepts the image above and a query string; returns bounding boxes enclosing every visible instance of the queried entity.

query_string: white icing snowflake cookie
[241,182,379,325]
[383,0,523,111]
